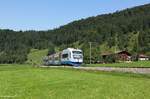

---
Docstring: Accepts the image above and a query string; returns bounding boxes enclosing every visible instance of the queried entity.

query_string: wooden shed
[138,54,149,61]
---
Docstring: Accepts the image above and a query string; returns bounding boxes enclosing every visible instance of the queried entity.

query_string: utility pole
[115,33,118,53]
[89,42,92,64]
[136,32,139,53]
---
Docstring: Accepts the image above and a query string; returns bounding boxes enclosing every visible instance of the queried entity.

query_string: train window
[73,55,82,59]
[62,54,68,58]
[72,51,82,54]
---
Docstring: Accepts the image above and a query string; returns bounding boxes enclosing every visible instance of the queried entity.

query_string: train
[43,48,83,66]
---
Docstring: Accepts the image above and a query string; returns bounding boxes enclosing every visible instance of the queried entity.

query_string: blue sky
[0,0,150,31]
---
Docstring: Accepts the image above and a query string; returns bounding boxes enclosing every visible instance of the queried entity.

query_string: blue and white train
[43,48,83,66]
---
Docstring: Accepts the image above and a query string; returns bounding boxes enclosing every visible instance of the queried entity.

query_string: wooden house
[116,51,131,61]
[101,51,132,63]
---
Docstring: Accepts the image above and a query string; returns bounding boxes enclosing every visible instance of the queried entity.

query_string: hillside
[0,3,150,63]
[26,49,48,65]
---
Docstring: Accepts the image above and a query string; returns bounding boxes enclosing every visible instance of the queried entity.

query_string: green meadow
[26,49,48,65]
[0,64,150,99]
[86,61,150,68]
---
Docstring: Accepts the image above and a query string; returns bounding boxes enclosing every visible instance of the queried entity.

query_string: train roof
[66,48,82,51]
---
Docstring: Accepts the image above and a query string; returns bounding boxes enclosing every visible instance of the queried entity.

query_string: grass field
[86,61,150,68]
[26,49,48,65]
[0,64,150,99]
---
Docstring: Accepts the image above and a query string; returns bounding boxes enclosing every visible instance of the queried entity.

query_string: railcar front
[61,48,83,66]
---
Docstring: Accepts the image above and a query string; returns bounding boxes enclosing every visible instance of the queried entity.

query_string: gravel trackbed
[41,66,150,74]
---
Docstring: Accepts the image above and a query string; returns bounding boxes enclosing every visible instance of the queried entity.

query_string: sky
[0,0,150,31]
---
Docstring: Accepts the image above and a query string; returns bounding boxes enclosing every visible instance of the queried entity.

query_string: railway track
[41,66,150,74]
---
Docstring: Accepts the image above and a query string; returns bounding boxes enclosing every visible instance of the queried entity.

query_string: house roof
[139,54,149,58]
[101,51,131,56]
[116,51,131,56]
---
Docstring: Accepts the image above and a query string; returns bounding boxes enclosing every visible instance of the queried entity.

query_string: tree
[47,43,55,56]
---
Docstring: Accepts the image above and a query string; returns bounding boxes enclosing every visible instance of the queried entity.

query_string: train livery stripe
[61,61,82,66]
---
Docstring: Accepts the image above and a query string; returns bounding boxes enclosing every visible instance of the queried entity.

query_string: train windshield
[72,51,82,59]
[72,51,82,54]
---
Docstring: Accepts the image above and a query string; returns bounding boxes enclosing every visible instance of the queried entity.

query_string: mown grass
[0,64,150,99]
[86,61,150,68]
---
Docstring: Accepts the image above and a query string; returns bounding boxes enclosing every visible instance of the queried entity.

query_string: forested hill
[0,3,150,63]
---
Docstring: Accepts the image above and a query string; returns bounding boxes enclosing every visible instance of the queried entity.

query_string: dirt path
[41,66,150,74]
